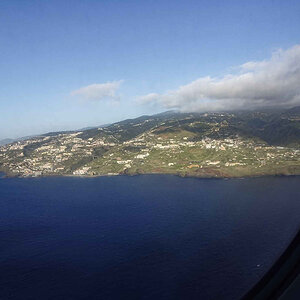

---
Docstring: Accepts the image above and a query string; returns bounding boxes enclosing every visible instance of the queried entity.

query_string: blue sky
[1,0,300,139]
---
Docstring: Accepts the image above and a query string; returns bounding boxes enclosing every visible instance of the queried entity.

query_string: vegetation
[0,107,300,178]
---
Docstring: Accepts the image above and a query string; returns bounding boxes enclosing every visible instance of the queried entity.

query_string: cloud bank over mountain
[71,80,123,101]
[138,45,300,112]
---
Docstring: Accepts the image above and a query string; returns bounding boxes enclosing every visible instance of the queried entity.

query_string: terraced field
[1,108,300,178]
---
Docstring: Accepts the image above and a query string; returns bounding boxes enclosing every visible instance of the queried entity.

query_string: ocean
[0,175,299,299]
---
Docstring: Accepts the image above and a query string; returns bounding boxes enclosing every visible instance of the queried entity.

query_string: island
[1,107,300,178]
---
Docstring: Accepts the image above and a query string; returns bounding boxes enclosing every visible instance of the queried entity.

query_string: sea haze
[0,175,299,299]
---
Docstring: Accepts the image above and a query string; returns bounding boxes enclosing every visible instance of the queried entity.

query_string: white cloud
[71,80,123,101]
[138,45,300,112]
[137,93,160,104]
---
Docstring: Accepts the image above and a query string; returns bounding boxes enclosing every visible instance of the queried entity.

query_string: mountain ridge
[0,107,299,178]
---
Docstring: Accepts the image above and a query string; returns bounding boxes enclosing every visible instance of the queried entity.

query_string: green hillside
[0,107,300,178]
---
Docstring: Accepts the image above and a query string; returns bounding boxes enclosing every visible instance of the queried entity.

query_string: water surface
[0,175,299,299]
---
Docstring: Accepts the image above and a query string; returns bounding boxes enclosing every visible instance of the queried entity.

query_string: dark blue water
[0,175,299,300]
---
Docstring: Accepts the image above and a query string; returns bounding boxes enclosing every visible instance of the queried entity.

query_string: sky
[1,0,300,139]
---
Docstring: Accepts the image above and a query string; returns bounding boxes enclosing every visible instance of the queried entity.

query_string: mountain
[0,107,299,178]
[0,139,14,146]
[0,134,42,146]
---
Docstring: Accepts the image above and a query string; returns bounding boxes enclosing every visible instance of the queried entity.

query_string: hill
[0,107,300,178]
[0,139,14,146]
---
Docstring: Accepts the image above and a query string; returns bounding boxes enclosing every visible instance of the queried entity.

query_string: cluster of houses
[0,127,299,177]
[0,131,116,176]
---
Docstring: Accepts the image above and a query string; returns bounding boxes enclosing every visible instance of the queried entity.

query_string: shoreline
[1,170,300,180]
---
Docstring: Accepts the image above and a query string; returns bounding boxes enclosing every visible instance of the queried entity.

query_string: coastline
[1,169,299,180]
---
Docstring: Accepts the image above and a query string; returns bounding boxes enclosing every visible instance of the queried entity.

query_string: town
[1,110,299,178]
